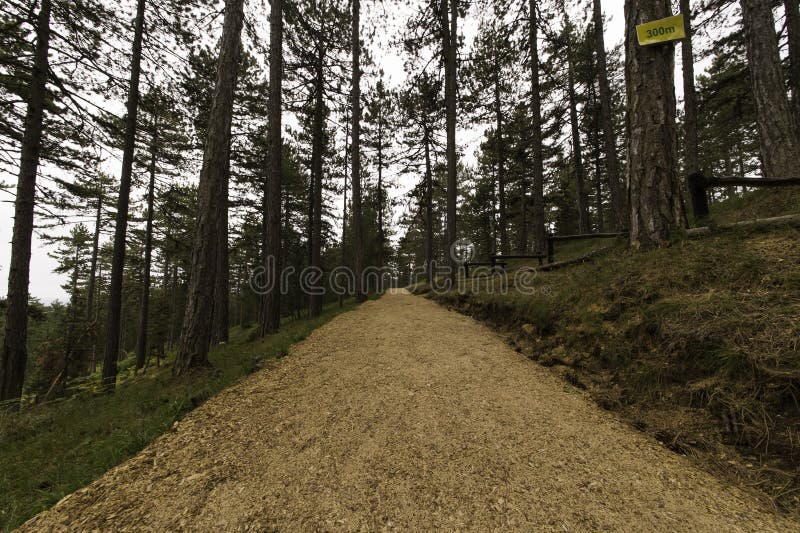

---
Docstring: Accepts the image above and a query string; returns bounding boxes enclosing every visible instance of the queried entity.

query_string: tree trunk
[593,0,625,231]
[135,125,158,371]
[529,0,546,253]
[589,72,606,233]
[443,0,458,282]
[424,125,434,284]
[86,191,102,371]
[566,21,590,235]
[351,0,365,302]
[309,22,325,317]
[260,0,283,334]
[785,0,800,121]
[340,119,349,307]
[167,263,178,351]
[101,0,146,390]
[174,0,244,375]
[342,119,349,265]
[740,0,800,177]
[0,0,51,404]
[211,156,230,343]
[377,110,385,270]
[494,75,509,255]
[87,194,102,323]
[680,0,699,178]
[625,0,686,249]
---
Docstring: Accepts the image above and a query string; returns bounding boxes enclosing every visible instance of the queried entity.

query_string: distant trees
[739,0,800,178]
[3,0,800,403]
[464,19,516,255]
[592,0,624,231]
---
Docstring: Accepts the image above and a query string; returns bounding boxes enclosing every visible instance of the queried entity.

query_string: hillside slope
[427,205,800,512]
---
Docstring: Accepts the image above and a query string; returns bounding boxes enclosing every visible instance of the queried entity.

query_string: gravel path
[20,290,797,531]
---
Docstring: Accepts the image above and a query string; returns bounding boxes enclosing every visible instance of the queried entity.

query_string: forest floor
[19,289,798,531]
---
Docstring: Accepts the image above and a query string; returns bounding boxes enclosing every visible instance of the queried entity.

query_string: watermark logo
[450,238,476,264]
[247,245,551,298]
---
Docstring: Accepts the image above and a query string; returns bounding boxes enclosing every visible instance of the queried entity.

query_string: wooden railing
[463,231,627,277]
[688,172,800,220]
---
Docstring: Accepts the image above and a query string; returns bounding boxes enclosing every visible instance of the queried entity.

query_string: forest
[2,0,800,527]
[2,0,793,403]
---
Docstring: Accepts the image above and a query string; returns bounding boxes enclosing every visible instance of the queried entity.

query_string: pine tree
[260,0,284,334]
[625,0,686,248]
[174,0,245,375]
[101,0,148,390]
[740,0,800,177]
[592,0,625,230]
[1,0,52,404]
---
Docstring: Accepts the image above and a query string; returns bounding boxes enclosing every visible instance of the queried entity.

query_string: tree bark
[174,0,244,375]
[593,0,625,230]
[442,0,458,282]
[625,0,686,249]
[211,156,230,343]
[377,106,385,270]
[680,0,699,177]
[135,125,158,371]
[588,69,606,233]
[0,0,51,404]
[529,0,546,253]
[424,125,434,284]
[87,193,102,323]
[309,24,325,317]
[566,19,590,235]
[86,189,102,371]
[339,119,349,307]
[351,0,365,302]
[260,0,283,334]
[101,0,146,390]
[785,0,800,121]
[740,0,800,177]
[494,74,509,255]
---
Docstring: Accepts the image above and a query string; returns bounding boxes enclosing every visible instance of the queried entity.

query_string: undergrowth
[0,301,356,531]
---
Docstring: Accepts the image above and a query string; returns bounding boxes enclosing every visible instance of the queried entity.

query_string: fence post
[546,233,554,264]
[688,172,710,222]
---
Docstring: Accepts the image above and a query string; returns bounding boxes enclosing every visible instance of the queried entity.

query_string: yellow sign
[636,14,686,46]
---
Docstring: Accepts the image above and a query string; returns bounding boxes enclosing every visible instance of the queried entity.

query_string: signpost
[636,14,686,46]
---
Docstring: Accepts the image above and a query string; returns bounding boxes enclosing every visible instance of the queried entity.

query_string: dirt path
[21,290,797,531]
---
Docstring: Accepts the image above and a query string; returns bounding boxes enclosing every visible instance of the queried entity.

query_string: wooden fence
[463,231,627,277]
[687,172,800,220]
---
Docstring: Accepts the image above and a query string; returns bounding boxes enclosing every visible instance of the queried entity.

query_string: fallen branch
[688,214,800,237]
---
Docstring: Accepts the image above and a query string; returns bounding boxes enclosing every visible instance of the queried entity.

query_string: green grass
[707,185,800,225]
[0,301,357,531]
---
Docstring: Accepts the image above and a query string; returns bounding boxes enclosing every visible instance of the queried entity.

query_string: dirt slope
[20,290,797,531]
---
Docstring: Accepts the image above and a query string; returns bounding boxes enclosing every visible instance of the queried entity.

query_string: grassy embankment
[419,187,800,512]
[0,301,356,531]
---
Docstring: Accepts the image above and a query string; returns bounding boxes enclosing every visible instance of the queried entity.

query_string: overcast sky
[0,1,703,304]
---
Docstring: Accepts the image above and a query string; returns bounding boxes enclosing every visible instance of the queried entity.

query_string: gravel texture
[20,289,798,531]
